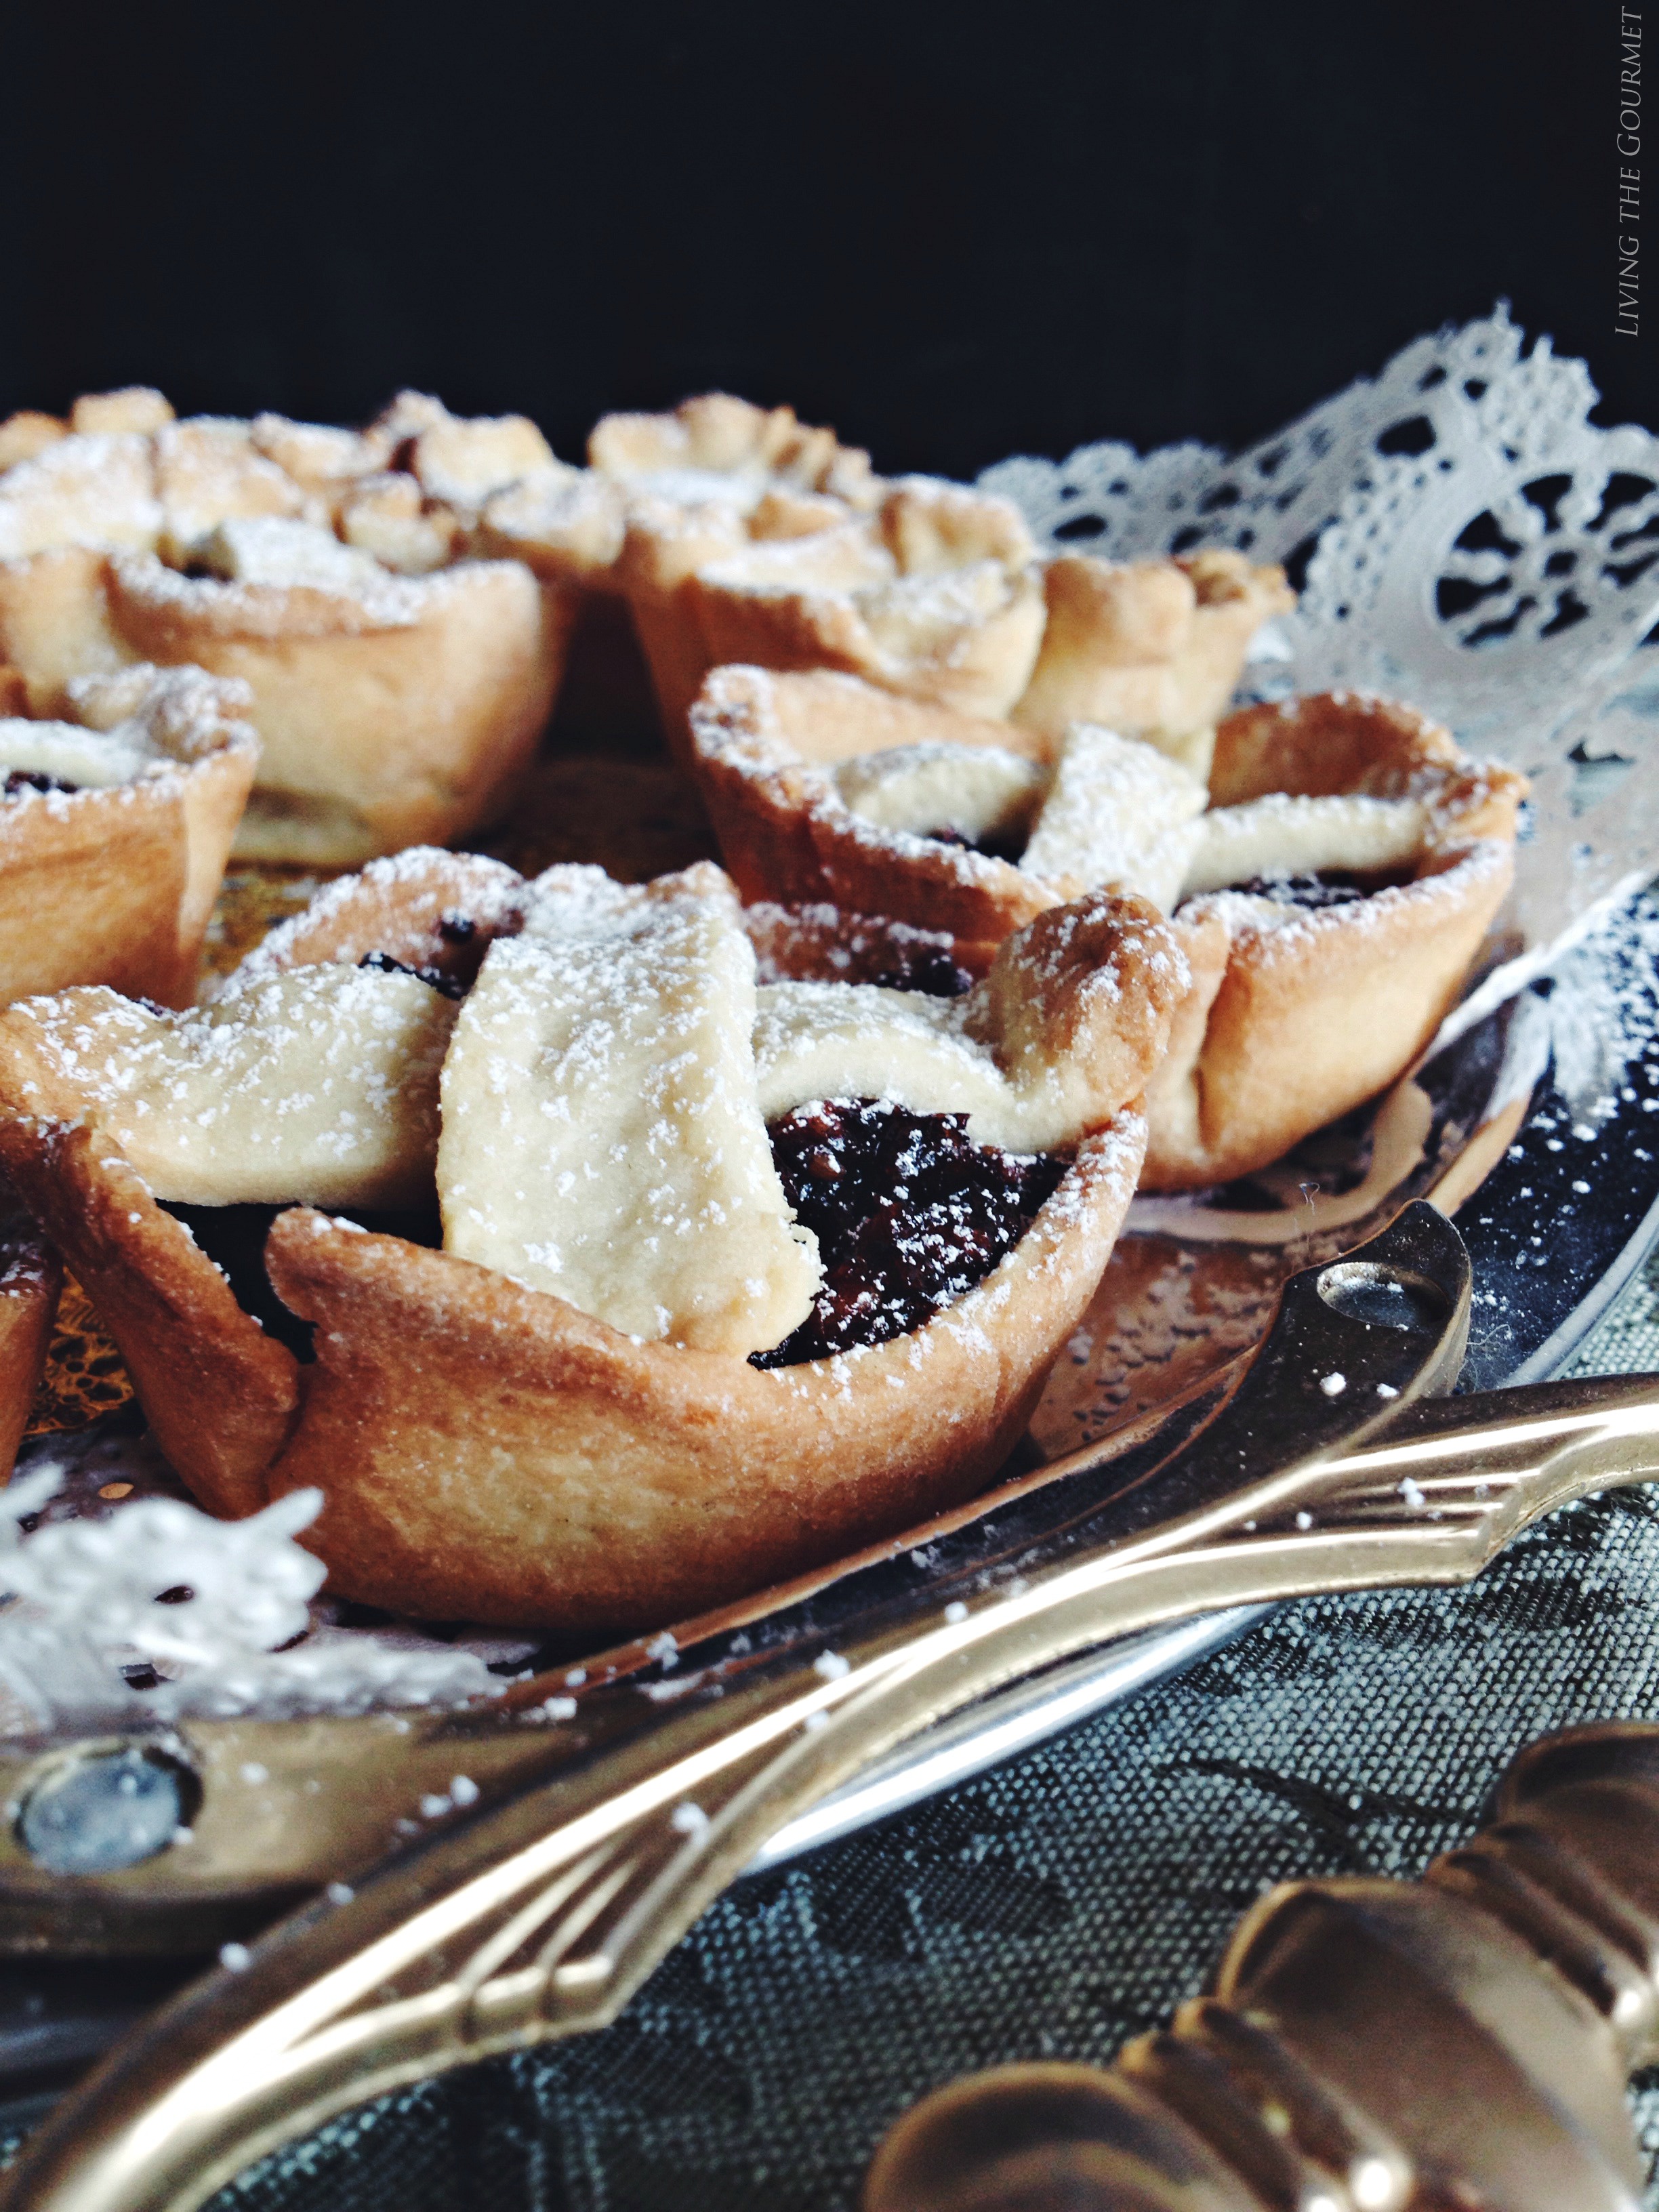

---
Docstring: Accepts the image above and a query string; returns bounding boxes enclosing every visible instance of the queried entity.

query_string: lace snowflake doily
[0,1434,504,1738]
[982,304,1659,967]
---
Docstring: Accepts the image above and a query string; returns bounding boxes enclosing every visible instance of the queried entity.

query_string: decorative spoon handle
[865,1719,1659,2212]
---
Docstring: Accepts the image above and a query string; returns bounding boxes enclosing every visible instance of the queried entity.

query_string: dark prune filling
[160,1200,443,1361]
[751,1099,1065,1368]
[357,949,468,1000]
[1224,864,1416,909]
[4,768,79,797]
[924,824,1028,866]
[866,944,974,997]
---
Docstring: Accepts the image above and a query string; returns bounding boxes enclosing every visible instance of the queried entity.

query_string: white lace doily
[982,304,1659,971]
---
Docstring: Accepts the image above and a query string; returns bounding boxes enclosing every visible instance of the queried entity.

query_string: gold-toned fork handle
[9,1361,1659,2212]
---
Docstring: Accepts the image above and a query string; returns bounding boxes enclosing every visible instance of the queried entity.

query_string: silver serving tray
[0,904,1652,2138]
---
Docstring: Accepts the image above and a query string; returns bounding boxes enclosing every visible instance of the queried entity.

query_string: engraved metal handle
[12,1207,1659,2212]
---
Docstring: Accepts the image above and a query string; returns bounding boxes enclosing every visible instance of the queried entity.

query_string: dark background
[1,1,1647,476]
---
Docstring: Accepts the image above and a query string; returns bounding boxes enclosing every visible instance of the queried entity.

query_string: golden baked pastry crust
[0,413,73,473]
[472,394,883,756]
[106,549,566,863]
[472,468,628,590]
[1203,687,1521,825]
[610,498,765,757]
[611,469,1042,758]
[68,390,176,437]
[588,392,880,509]
[741,898,992,985]
[0,388,175,474]
[592,405,884,760]
[681,478,1046,723]
[229,839,991,1003]
[260,1123,1143,1631]
[0,1122,297,1517]
[0,663,256,1008]
[1145,841,1514,1189]
[0,1208,62,1481]
[231,845,528,987]
[0,546,138,705]
[476,396,857,618]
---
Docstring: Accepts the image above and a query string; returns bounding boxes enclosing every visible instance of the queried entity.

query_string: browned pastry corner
[0,1124,296,1517]
[0,390,576,863]
[0,859,1179,1631]
[0,662,256,1008]
[865,1718,1659,2212]
[1010,548,1294,764]
[1204,687,1523,827]
[1145,693,1528,1189]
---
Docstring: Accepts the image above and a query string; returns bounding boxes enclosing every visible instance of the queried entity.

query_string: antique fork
[9,1202,1659,2212]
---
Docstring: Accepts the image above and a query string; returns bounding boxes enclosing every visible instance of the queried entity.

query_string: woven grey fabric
[138,1238,1659,2212]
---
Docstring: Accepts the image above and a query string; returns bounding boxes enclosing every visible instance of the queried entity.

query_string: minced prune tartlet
[689,670,1527,1192]
[754,1099,1065,1367]
[0,858,1178,1631]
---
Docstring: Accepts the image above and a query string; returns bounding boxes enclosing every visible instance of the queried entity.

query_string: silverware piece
[10,1202,1659,2212]
[865,1717,1659,2212]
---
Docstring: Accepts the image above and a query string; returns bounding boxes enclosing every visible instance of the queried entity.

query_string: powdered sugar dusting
[17,962,455,1208]
[224,846,527,994]
[438,877,821,1355]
